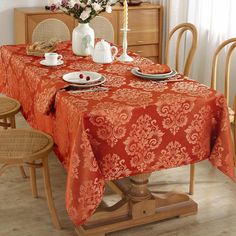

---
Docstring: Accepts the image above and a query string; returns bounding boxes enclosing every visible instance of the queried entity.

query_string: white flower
[80,7,92,21]
[52,0,60,4]
[68,0,76,8]
[92,3,102,11]
[106,4,112,13]
[80,2,86,8]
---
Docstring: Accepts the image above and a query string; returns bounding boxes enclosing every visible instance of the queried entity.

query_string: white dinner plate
[135,68,174,77]
[63,76,106,88]
[62,71,102,84]
[40,60,64,66]
[131,68,177,80]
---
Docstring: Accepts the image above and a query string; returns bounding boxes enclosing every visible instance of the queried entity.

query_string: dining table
[0,41,235,236]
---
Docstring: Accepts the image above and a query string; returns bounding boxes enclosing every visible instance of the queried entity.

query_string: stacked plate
[62,71,106,88]
[131,68,177,81]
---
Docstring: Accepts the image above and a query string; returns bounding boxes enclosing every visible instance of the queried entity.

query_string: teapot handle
[111,46,118,60]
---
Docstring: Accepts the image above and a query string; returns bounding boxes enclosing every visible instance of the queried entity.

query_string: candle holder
[117,28,134,62]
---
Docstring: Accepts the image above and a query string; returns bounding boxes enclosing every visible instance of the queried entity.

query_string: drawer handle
[137,40,144,43]
[136,50,143,53]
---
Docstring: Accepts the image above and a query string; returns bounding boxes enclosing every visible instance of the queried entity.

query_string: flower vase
[72,23,95,56]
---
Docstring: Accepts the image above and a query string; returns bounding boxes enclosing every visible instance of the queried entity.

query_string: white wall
[0,0,48,45]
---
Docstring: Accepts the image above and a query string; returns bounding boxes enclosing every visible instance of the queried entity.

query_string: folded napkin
[139,64,171,74]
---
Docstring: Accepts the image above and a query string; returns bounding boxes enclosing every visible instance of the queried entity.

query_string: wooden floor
[0,112,236,236]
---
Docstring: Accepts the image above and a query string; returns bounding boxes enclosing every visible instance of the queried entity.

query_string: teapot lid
[95,39,110,50]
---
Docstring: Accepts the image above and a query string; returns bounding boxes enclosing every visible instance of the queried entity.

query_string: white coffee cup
[44,53,63,65]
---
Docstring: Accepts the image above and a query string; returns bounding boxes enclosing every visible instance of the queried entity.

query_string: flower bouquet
[47,0,117,56]
[47,0,115,23]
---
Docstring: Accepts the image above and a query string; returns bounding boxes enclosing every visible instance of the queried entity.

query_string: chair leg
[189,164,195,195]
[29,164,38,198]
[3,118,8,129]
[42,156,62,230]
[9,116,16,129]
[19,166,27,178]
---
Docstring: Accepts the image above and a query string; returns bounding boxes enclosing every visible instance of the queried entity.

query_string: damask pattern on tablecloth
[171,81,212,98]
[81,130,99,172]
[111,88,153,107]
[156,93,196,135]
[103,74,126,87]
[156,141,192,168]
[129,80,168,92]
[100,153,132,180]
[185,105,212,160]
[89,102,133,147]
[124,114,164,172]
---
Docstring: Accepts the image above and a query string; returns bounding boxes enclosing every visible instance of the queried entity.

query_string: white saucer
[62,71,102,84]
[40,60,64,67]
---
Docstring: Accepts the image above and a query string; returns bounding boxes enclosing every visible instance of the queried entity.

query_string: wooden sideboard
[14,4,162,62]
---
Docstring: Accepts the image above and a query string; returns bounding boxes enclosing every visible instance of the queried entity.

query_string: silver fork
[69,87,109,94]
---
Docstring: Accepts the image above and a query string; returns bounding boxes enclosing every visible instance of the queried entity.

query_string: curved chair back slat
[165,23,198,76]
[90,16,115,43]
[32,18,71,42]
[211,38,236,104]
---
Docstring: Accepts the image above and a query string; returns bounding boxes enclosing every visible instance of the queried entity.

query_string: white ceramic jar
[72,23,95,56]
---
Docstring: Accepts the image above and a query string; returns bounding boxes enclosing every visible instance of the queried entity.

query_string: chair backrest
[164,23,198,76]
[90,16,114,43]
[211,38,236,104]
[32,18,71,43]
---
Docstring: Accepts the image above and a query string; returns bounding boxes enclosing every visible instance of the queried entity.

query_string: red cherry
[79,73,84,79]
[86,76,90,81]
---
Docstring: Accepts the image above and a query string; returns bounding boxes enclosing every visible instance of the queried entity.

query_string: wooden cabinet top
[14,4,161,14]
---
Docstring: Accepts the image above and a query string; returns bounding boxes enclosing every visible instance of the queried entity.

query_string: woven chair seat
[0,97,20,118]
[0,129,53,164]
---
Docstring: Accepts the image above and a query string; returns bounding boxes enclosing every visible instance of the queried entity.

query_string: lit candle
[123,0,128,30]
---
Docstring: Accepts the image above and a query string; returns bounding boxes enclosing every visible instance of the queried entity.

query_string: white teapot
[90,39,118,64]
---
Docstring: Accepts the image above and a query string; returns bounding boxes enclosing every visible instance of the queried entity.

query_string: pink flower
[50,4,59,11]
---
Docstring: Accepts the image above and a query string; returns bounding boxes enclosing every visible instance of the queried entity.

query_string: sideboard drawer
[118,9,159,45]
[128,44,158,57]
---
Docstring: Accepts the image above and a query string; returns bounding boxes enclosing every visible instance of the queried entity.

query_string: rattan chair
[0,129,61,229]
[90,16,115,43]
[189,38,236,195]
[211,38,236,158]
[165,23,198,195]
[0,96,27,178]
[32,18,71,43]
[164,23,198,76]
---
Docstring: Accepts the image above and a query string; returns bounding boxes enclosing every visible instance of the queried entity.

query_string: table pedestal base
[75,173,198,236]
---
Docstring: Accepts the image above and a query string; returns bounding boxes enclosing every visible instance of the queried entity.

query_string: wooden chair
[90,16,115,43]
[164,23,198,76]
[0,96,26,178]
[165,23,198,195]
[0,129,61,229]
[211,38,236,160]
[190,38,236,195]
[32,18,71,42]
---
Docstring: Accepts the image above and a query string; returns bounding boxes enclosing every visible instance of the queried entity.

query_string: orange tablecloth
[0,42,235,226]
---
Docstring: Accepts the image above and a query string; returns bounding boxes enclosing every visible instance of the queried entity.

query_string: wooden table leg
[75,173,198,236]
